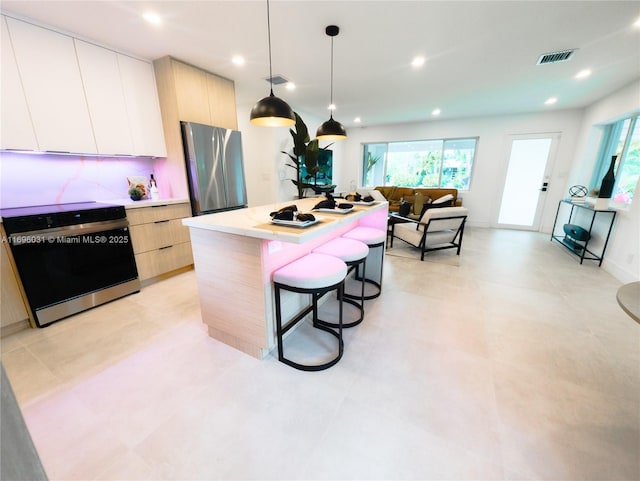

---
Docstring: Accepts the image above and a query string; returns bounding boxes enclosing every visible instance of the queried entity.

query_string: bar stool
[312,237,369,328]
[273,253,347,371]
[342,226,386,300]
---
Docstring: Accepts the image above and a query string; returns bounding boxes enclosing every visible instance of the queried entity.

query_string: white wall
[565,79,640,282]
[340,110,584,231]
[237,104,344,205]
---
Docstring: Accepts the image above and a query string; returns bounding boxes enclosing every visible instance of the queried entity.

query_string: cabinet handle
[159,245,173,250]
[151,204,169,208]
[154,219,170,224]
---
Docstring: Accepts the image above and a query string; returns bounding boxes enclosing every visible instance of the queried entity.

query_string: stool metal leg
[274,281,344,371]
[275,284,285,363]
[347,241,384,300]
[317,258,366,329]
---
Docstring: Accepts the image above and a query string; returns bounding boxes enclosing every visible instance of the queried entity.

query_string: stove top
[1,202,126,233]
[1,201,120,218]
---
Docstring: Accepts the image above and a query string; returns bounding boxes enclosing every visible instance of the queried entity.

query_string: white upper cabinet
[1,16,38,151]
[1,15,167,157]
[6,16,97,153]
[75,39,134,155]
[118,54,167,157]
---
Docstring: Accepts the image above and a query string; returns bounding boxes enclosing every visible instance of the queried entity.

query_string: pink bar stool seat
[273,253,347,371]
[313,238,369,328]
[342,226,386,300]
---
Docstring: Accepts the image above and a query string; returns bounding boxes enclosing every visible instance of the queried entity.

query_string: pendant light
[316,25,347,140]
[250,0,295,127]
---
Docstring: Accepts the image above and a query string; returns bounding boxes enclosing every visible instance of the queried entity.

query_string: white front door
[497,133,559,230]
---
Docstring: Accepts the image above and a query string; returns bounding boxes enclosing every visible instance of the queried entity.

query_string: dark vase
[598,155,616,198]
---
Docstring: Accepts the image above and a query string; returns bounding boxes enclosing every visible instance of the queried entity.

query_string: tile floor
[1,227,639,481]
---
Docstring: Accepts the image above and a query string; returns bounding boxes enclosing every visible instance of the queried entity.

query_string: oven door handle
[9,218,130,244]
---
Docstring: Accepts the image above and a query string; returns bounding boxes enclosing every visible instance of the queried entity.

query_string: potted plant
[128,185,144,201]
[281,112,333,199]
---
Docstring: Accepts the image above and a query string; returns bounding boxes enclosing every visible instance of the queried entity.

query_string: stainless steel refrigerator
[180,121,248,216]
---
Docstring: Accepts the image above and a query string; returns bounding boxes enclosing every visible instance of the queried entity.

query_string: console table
[550,199,616,266]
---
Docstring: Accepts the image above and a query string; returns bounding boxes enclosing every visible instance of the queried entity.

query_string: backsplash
[0,152,157,208]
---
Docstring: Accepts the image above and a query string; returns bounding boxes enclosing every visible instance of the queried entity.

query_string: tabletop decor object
[568,184,587,204]
[598,155,617,198]
[128,185,143,201]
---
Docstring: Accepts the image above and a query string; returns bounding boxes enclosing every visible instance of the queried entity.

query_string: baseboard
[140,265,194,288]
[1,319,30,338]
[602,258,639,284]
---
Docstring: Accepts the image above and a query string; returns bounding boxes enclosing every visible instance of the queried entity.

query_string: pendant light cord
[329,35,334,119]
[267,0,274,96]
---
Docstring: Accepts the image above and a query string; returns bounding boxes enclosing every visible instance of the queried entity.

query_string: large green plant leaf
[304,139,320,176]
[291,112,310,157]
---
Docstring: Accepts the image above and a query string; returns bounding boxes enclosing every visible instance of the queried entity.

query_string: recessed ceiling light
[231,56,245,66]
[432,108,441,116]
[285,82,296,90]
[142,12,162,25]
[545,97,558,105]
[329,103,336,111]
[354,117,361,123]
[575,69,591,80]
[411,56,426,68]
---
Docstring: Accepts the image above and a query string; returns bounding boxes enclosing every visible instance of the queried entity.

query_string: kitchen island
[183,198,388,358]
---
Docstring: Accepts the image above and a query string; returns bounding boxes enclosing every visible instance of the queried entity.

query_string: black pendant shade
[316,115,347,140]
[250,91,295,127]
[317,25,347,140]
[250,0,295,127]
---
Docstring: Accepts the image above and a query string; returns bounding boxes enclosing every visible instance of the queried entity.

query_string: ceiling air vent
[537,49,577,65]
[264,74,289,85]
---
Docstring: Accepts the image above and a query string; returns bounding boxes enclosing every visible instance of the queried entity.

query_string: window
[362,137,477,189]
[591,115,640,204]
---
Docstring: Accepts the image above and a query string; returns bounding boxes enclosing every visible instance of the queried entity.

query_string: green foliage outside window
[363,138,476,190]
[592,115,640,204]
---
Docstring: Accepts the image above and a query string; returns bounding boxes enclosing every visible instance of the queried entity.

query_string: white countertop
[182,198,388,244]
[102,198,190,209]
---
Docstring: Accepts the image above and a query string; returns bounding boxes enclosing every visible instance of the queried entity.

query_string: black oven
[2,202,140,327]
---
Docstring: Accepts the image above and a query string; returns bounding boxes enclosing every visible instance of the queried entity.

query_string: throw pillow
[433,193,454,204]
[419,198,452,217]
[398,200,411,217]
[367,190,387,201]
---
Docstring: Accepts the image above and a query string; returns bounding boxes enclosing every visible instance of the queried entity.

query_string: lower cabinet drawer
[126,203,191,226]
[129,219,190,254]
[134,241,194,280]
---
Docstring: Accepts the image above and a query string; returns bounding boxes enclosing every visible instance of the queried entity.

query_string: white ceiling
[2,1,639,127]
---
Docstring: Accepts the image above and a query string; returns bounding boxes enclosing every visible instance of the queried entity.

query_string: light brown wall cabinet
[1,237,30,336]
[127,203,193,281]
[152,56,238,199]
[159,57,239,129]
[1,14,166,157]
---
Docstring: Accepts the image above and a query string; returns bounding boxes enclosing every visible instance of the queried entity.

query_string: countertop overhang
[182,198,388,244]
[102,198,190,209]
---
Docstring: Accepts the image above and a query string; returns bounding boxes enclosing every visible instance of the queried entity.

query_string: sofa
[373,186,462,217]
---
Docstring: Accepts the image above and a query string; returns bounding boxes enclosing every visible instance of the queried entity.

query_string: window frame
[590,114,640,205]
[361,136,478,190]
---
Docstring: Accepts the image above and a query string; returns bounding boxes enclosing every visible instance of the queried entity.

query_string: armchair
[389,207,468,260]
